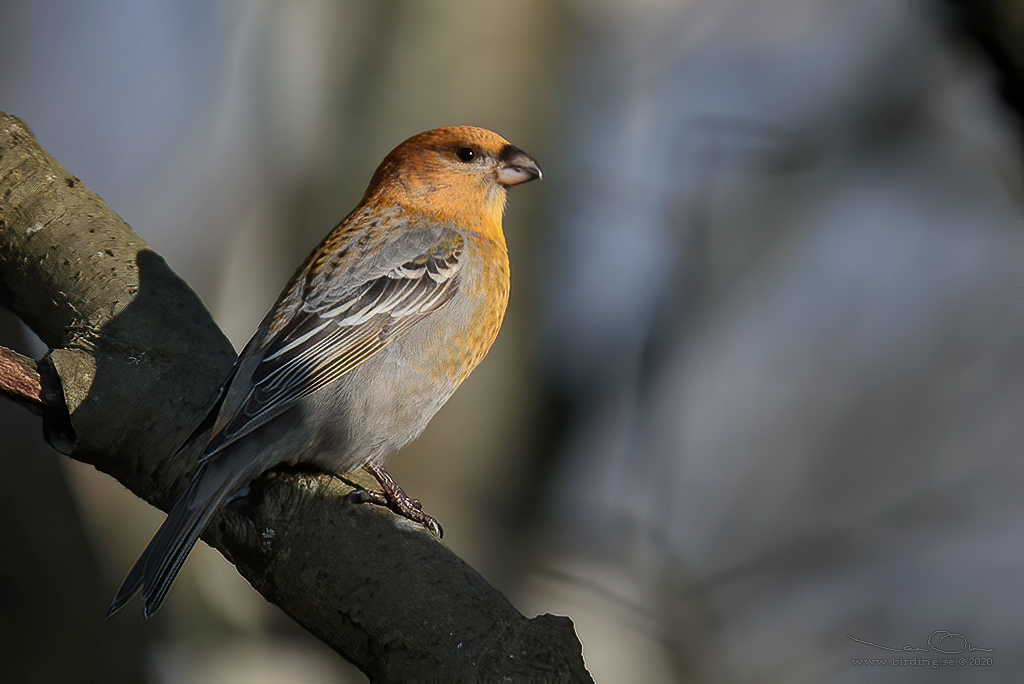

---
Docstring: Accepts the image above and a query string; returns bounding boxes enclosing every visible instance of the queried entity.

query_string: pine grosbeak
[108,126,541,617]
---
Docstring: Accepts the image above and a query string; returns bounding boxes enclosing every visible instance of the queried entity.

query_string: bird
[107,126,541,618]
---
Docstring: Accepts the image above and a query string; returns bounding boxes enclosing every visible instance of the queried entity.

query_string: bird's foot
[359,462,443,538]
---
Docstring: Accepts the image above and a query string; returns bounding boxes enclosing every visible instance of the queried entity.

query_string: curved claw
[355,464,444,538]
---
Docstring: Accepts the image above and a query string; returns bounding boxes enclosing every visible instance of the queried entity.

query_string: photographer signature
[848,631,995,655]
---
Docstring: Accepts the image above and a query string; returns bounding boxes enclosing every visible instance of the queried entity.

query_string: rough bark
[0,112,591,683]
[0,344,41,410]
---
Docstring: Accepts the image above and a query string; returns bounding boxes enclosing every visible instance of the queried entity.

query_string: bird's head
[363,126,541,241]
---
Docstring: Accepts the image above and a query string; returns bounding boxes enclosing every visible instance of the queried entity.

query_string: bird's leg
[358,462,443,538]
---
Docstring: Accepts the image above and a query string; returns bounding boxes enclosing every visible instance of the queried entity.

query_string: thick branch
[0,112,591,682]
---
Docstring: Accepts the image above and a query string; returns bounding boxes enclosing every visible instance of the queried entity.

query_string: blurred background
[2,1,1023,682]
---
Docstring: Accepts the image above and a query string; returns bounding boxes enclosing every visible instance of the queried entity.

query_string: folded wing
[200,231,464,458]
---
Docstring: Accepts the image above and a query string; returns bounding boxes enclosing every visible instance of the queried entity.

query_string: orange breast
[443,235,510,384]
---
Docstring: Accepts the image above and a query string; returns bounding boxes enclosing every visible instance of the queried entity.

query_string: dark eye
[455,147,476,162]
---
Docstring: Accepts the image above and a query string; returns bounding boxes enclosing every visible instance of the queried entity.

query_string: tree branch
[0,344,42,412]
[0,112,591,683]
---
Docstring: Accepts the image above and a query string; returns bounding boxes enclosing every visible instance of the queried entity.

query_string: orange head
[362,126,541,241]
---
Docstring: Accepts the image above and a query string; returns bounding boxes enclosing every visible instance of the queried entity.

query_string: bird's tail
[106,459,247,618]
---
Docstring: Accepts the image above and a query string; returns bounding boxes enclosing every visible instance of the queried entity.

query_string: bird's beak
[496,145,542,186]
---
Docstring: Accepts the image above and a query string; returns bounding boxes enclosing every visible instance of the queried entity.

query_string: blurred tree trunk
[943,0,1024,154]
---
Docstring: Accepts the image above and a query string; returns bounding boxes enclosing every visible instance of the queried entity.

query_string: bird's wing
[199,229,464,459]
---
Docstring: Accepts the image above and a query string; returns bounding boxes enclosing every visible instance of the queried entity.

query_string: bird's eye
[455,147,476,163]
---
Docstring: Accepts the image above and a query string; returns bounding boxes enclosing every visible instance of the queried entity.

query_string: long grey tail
[106,460,244,618]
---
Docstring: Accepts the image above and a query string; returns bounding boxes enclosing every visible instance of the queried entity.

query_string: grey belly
[303,323,465,474]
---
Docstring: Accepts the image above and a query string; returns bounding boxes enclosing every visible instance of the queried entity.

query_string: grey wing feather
[200,229,464,458]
